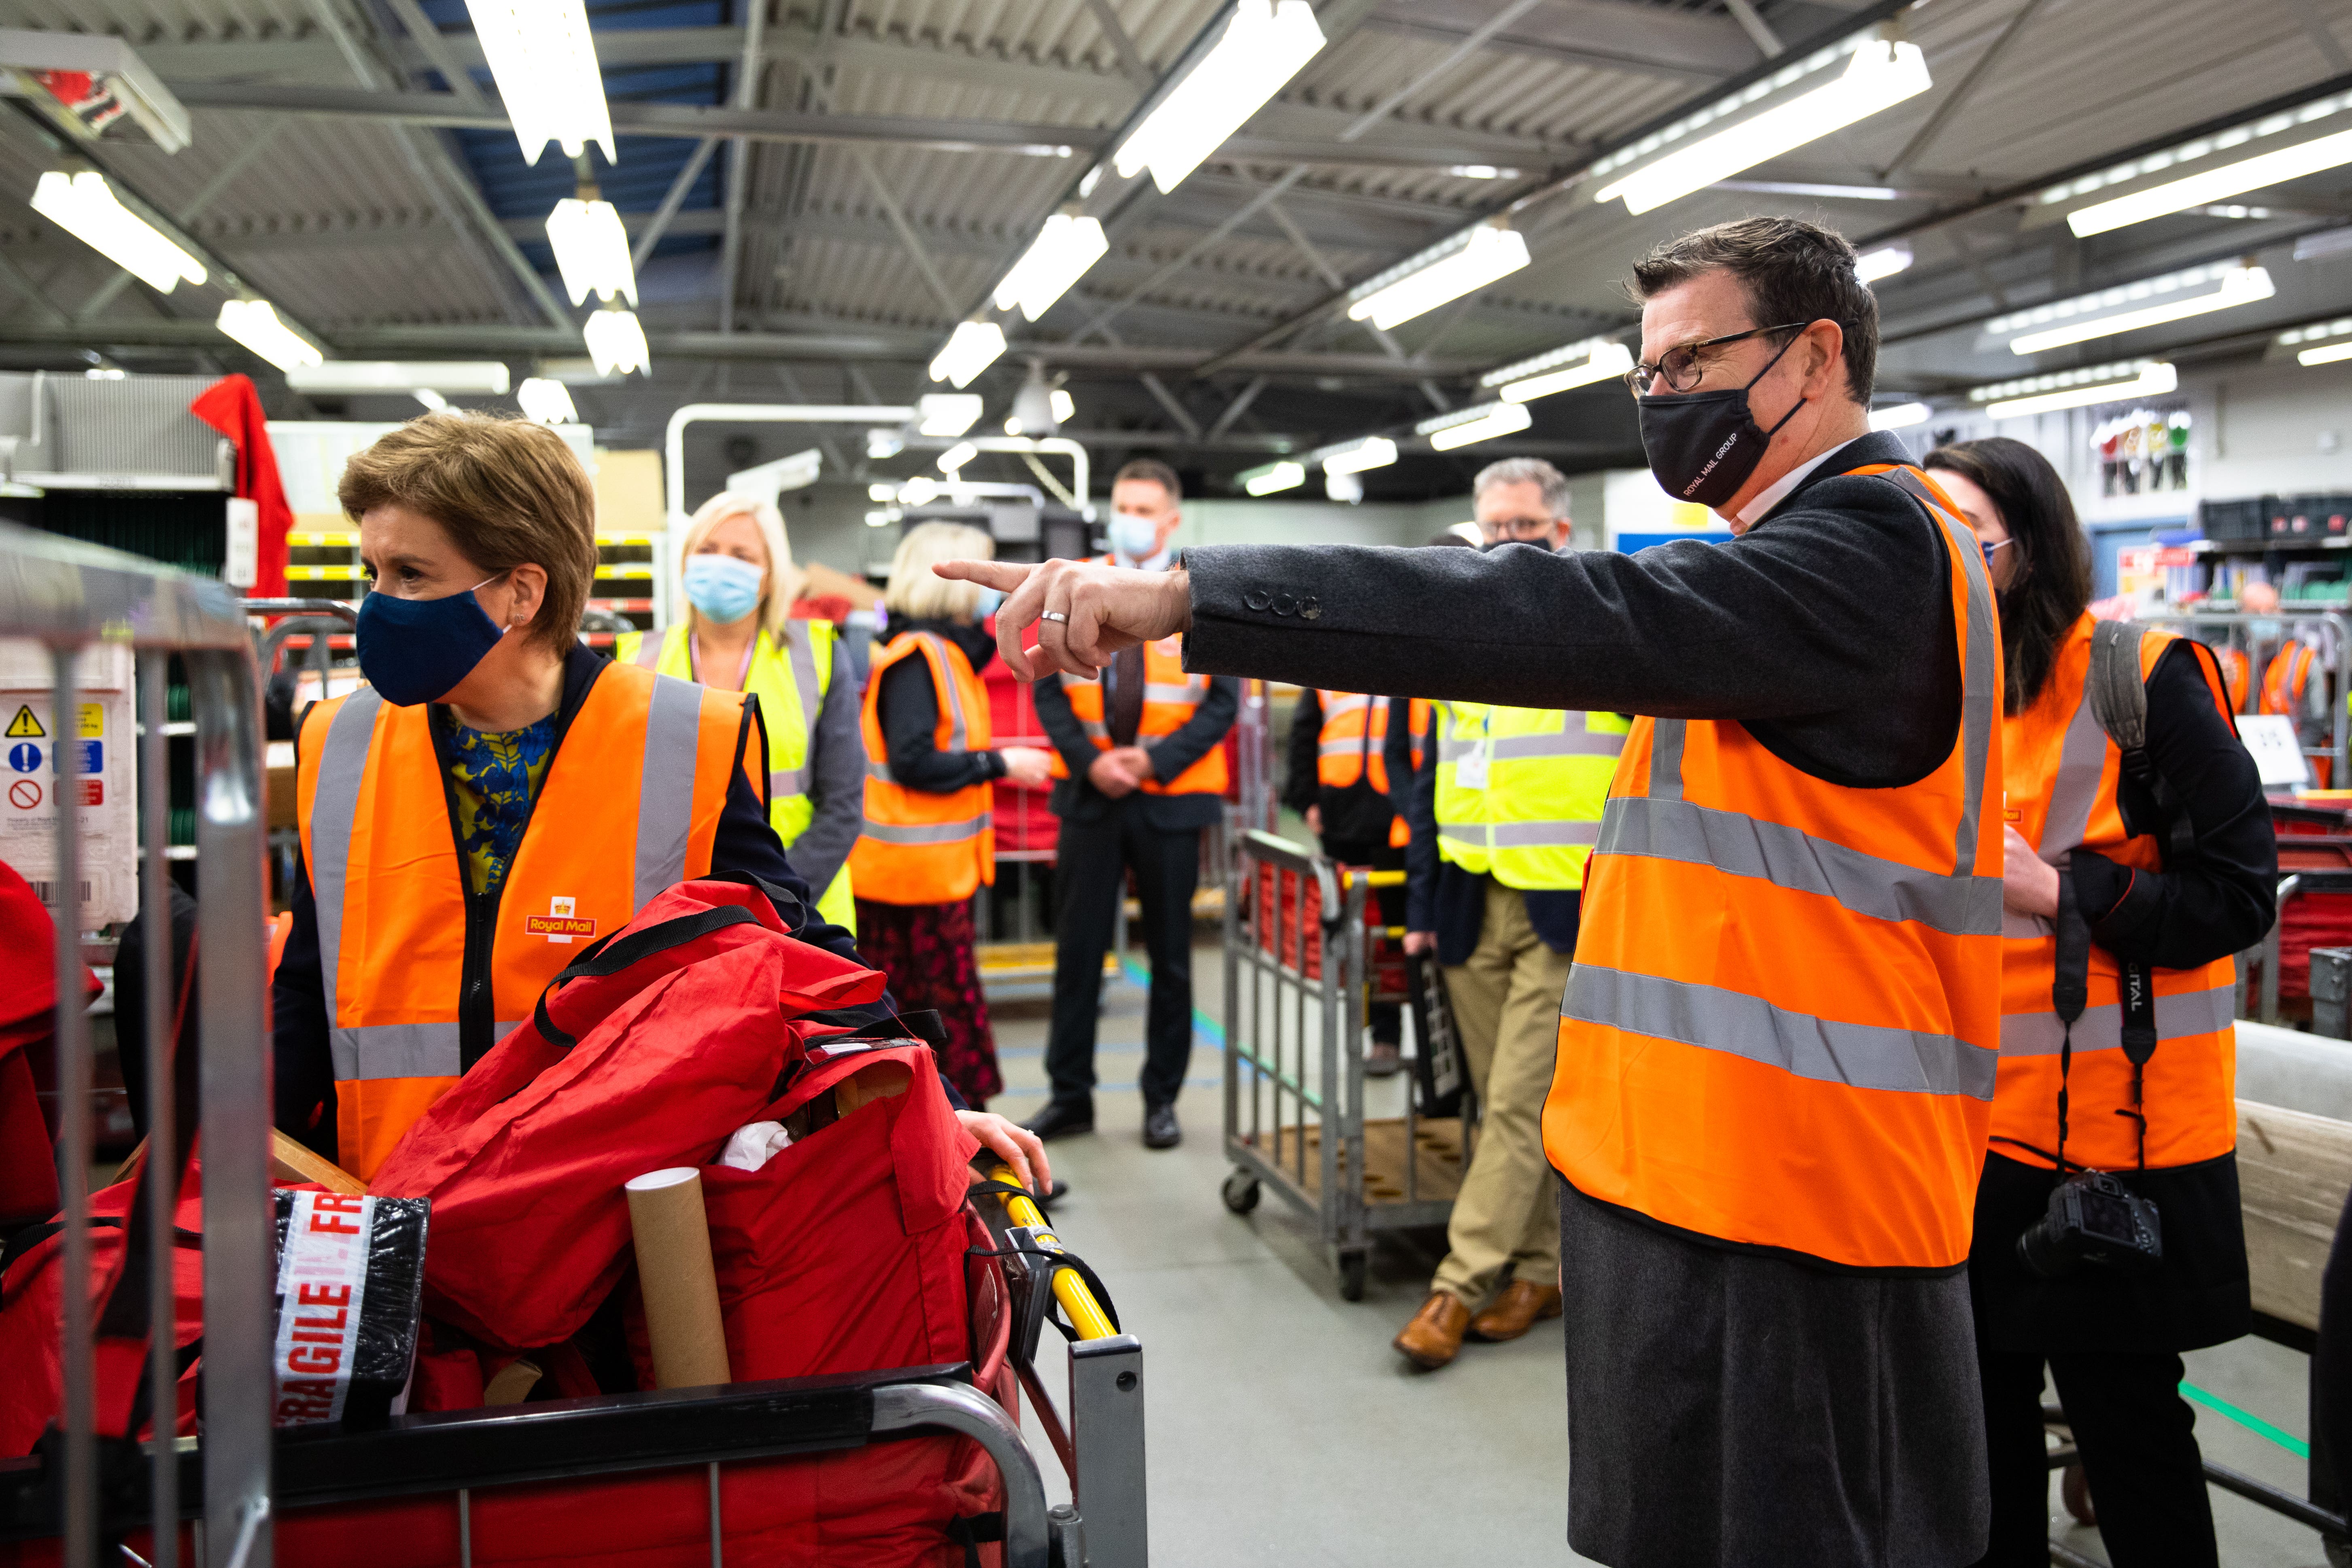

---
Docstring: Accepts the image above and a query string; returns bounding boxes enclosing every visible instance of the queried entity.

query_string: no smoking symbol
[8,779,39,810]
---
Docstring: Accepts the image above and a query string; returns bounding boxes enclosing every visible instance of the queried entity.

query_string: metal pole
[141,654,179,1568]
[52,647,93,1568]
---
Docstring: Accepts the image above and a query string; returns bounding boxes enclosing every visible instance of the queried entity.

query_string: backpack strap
[2086,620,2197,867]
[531,904,765,1050]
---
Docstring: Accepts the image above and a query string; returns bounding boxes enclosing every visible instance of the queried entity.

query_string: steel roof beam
[1360,0,1761,82]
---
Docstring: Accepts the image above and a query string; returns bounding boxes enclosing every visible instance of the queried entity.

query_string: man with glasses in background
[948,216,2002,1568]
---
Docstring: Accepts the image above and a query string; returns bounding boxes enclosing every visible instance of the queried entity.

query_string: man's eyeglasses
[1485,518,1556,538]
[1625,323,1811,397]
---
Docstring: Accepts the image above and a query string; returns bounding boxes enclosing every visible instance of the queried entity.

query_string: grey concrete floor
[983,939,2337,1567]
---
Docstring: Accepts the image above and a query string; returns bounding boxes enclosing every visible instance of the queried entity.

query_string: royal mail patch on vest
[271,1189,429,1428]
[527,894,597,943]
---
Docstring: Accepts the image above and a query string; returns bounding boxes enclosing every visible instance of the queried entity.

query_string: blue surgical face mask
[356,573,510,707]
[1106,511,1162,562]
[682,553,764,624]
[973,586,1005,620]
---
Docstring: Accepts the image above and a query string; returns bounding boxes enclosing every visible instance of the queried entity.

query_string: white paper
[2237,714,2312,788]
[716,1120,793,1171]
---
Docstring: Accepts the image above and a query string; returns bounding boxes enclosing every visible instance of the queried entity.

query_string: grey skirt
[1560,1185,1989,1568]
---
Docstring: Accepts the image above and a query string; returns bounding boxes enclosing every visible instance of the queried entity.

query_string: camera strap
[2051,871,2091,1173]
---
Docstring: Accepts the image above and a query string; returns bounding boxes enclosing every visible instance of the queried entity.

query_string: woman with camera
[1922,437,2276,1568]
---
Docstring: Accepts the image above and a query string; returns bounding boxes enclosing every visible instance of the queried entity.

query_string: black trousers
[1319,835,1405,1045]
[1045,812,1200,1110]
[1973,1347,2216,1568]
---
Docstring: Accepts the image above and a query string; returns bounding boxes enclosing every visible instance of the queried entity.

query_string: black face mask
[1636,332,1806,509]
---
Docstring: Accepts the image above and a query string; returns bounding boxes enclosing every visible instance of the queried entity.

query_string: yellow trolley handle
[986,1164,1119,1341]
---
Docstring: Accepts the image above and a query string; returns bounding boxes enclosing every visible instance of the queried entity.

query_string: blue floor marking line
[1117,955,1227,1047]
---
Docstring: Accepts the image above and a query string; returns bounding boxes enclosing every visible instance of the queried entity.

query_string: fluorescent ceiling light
[1320,436,1397,475]
[938,441,979,473]
[30,170,204,292]
[992,212,1107,320]
[2048,88,2352,237]
[463,0,615,165]
[546,197,637,306]
[217,299,323,371]
[1113,0,1325,194]
[1868,401,1931,431]
[2301,342,2352,367]
[1969,361,2177,421]
[868,482,899,502]
[1484,337,1634,403]
[899,477,940,506]
[582,306,650,376]
[1713,180,1904,200]
[412,388,448,412]
[1989,262,2273,356]
[929,321,1006,388]
[1591,34,1932,215]
[1050,388,1075,424]
[917,393,984,436]
[1346,225,1530,332]
[2281,318,2352,365]
[1853,243,1913,285]
[1418,401,1532,453]
[1447,165,1520,180]
[1242,460,1306,496]
[865,508,902,527]
[516,377,577,424]
[285,361,512,395]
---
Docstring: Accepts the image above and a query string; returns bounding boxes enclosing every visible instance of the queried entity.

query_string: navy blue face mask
[356,573,511,707]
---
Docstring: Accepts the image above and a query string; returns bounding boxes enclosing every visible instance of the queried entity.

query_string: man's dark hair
[1924,436,2090,715]
[1113,457,1182,504]
[1628,216,1879,405]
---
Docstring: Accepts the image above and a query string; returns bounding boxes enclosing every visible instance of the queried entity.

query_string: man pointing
[943,217,2003,1568]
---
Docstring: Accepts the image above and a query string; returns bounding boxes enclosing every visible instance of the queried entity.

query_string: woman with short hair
[274,413,1045,1188]
[616,491,861,929]
[1923,436,2274,1568]
[849,523,1053,1109]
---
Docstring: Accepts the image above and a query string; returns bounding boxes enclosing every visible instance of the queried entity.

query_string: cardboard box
[0,640,137,929]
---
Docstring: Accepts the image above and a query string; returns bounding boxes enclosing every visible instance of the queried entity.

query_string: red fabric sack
[626,1041,979,1386]
[368,877,887,1353]
[0,1159,205,1457]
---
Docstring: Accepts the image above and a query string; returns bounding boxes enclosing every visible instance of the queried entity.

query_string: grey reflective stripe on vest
[2000,980,2236,1058]
[1595,795,2005,937]
[780,621,824,792]
[1563,963,1998,1100]
[1143,681,1198,704]
[1441,820,1602,849]
[630,632,664,670]
[771,766,810,796]
[916,633,973,752]
[2037,679,2114,870]
[308,686,382,1081]
[633,673,706,912]
[1081,719,1110,740]
[860,812,993,844]
[329,1018,526,1082]
[1647,717,1687,803]
[866,759,896,784]
[1879,467,1998,874]
[1322,694,1371,717]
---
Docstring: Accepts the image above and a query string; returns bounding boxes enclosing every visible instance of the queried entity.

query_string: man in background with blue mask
[949,217,2006,1567]
[1027,459,1238,1152]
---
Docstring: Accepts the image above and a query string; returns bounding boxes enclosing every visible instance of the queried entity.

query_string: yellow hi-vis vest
[1432,703,1628,891]
[617,621,853,928]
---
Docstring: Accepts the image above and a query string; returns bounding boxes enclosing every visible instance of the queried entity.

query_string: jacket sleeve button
[1299,597,1320,620]
[1271,593,1296,615]
[1244,590,1271,611]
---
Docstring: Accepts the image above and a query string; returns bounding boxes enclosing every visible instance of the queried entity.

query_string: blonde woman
[617,492,859,929]
[848,523,1053,1108]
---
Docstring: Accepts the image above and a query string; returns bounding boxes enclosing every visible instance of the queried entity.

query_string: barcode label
[28,880,92,906]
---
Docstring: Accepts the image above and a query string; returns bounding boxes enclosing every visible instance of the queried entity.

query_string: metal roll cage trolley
[0,523,1146,1568]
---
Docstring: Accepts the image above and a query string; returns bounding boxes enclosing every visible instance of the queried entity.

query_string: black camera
[2015,1169,2164,1278]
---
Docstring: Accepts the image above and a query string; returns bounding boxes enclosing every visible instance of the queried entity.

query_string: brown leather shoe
[1392,1292,1472,1370]
[1469,1280,1564,1342]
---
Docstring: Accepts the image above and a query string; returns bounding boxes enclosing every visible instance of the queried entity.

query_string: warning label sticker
[4,705,43,738]
[8,779,38,811]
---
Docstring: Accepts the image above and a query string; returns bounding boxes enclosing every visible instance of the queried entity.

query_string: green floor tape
[2180,1381,2310,1458]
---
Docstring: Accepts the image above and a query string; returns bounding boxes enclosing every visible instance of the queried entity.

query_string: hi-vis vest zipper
[618,620,853,929]
[1545,463,2004,1273]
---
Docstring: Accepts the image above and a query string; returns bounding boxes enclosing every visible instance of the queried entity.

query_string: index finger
[933,558,1032,589]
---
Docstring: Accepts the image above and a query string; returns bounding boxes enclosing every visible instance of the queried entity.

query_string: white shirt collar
[1116,545,1174,573]
[1734,437,1865,530]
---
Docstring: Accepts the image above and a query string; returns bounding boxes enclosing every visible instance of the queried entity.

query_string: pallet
[1239,1116,1467,1205]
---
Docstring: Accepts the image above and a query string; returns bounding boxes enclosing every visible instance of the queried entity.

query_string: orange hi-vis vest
[1997,614,2239,1172]
[2261,640,2316,717]
[297,662,746,1181]
[2214,645,2250,713]
[849,630,995,905]
[1544,463,2005,1273]
[1316,692,1428,848]
[1049,634,1229,796]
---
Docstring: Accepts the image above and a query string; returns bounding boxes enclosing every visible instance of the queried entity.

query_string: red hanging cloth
[189,373,291,596]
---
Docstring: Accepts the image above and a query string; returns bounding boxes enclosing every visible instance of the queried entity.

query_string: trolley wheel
[1338,1250,1369,1301]
[2060,1462,2096,1527]
[1221,1169,1261,1214]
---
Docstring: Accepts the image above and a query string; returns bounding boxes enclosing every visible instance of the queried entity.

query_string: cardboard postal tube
[624,1167,733,1390]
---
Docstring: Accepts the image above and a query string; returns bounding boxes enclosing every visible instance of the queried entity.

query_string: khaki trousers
[1430,879,1571,1302]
